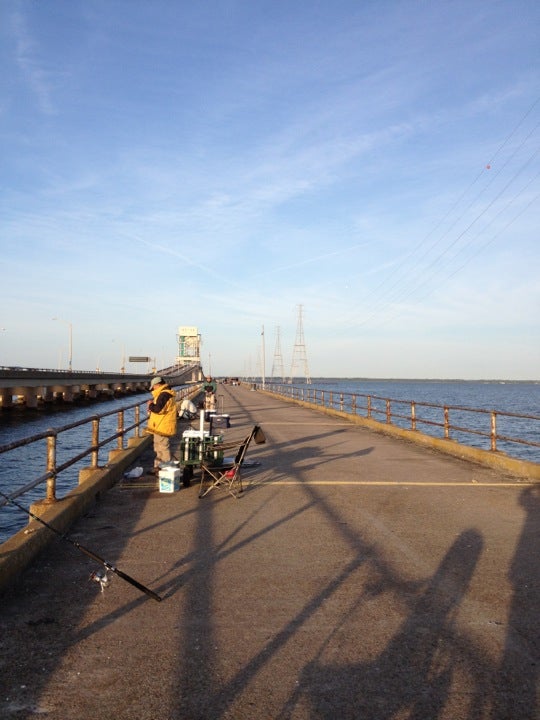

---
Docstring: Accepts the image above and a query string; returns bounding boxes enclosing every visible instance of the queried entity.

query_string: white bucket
[158,467,181,493]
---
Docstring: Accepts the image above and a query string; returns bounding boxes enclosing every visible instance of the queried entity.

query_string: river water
[306,378,540,417]
[0,393,150,544]
[1,380,539,544]
[275,378,540,462]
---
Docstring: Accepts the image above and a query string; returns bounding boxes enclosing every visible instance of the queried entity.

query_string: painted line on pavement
[251,480,536,487]
[257,421,352,425]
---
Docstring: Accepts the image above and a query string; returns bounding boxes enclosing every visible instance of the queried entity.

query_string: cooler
[209,414,231,429]
[181,430,223,465]
[181,429,209,463]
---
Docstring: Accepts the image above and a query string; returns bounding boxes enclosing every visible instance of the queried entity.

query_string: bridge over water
[0,364,202,408]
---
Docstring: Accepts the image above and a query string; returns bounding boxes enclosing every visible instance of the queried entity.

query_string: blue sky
[1,1,539,380]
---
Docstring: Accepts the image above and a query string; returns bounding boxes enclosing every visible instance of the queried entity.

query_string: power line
[340,99,540,329]
[350,97,540,313]
[366,138,539,322]
[360,184,540,332]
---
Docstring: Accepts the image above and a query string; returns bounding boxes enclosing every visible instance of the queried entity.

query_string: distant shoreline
[272,377,540,384]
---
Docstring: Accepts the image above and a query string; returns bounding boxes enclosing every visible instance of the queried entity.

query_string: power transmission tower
[271,326,285,383]
[289,305,311,384]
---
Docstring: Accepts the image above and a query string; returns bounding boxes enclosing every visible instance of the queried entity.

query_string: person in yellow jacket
[147,376,177,471]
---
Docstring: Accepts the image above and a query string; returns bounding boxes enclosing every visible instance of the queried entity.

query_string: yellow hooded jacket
[147,385,177,437]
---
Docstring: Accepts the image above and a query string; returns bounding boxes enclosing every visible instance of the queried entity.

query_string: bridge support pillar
[1,389,13,408]
[24,389,38,409]
[82,385,97,399]
[42,388,55,403]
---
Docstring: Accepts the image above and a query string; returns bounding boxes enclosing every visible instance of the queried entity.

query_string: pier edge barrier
[0,434,152,593]
[260,390,540,482]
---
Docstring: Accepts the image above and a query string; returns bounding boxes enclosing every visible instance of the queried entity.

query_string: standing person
[203,376,217,394]
[147,376,177,472]
[203,375,217,412]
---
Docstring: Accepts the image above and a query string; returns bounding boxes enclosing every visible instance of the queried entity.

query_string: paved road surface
[0,384,538,719]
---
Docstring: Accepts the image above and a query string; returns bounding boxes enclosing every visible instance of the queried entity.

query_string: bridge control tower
[176,326,201,367]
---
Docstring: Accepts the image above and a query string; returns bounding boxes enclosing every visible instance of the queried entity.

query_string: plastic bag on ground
[124,466,144,479]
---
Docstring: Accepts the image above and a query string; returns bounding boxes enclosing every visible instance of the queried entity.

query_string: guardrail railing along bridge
[0,383,202,544]
[263,382,540,464]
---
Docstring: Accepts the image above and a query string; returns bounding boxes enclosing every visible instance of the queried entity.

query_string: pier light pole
[112,339,126,373]
[52,317,73,372]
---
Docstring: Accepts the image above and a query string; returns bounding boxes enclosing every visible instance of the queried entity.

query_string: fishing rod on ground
[0,490,162,602]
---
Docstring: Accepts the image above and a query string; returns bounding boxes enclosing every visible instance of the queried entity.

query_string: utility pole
[261,325,266,389]
[52,317,73,372]
[271,325,285,383]
[289,304,311,384]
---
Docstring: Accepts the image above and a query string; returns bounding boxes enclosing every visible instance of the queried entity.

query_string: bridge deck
[0,384,538,719]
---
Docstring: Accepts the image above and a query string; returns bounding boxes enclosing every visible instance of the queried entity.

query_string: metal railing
[264,383,540,462]
[0,386,198,509]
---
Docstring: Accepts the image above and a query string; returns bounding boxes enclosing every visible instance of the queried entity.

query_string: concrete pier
[0,383,538,719]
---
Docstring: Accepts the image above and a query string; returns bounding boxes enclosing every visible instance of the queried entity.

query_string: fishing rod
[0,490,162,602]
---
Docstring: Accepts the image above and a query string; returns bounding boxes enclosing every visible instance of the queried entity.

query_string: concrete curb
[0,435,152,593]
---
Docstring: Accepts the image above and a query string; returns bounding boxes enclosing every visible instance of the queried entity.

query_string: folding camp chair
[198,425,266,499]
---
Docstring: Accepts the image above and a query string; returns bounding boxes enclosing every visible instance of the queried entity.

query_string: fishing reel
[90,568,112,593]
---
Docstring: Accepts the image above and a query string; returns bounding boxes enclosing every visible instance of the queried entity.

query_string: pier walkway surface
[1,384,538,720]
